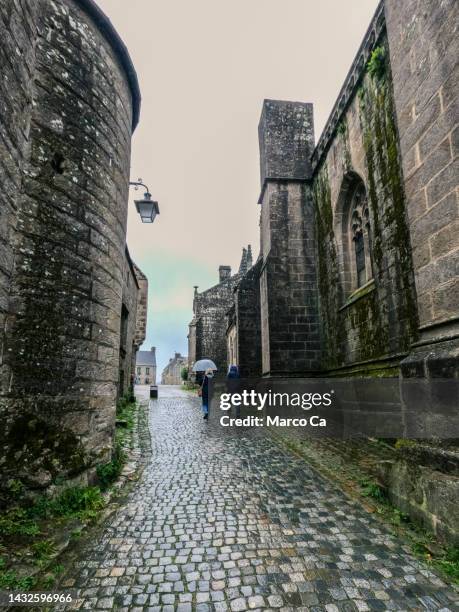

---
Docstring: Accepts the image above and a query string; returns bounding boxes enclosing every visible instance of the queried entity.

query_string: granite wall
[0,0,141,496]
[312,31,418,374]
[258,101,321,376]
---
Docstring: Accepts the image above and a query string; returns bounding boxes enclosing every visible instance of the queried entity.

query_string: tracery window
[349,182,372,288]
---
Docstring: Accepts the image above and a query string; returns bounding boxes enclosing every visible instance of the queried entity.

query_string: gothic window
[349,182,372,289]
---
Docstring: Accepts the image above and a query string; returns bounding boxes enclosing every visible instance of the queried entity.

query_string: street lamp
[129,179,160,224]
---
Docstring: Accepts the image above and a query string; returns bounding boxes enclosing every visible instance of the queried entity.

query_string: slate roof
[136,349,156,367]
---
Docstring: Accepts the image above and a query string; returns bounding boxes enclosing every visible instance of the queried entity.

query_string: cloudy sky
[97,0,379,378]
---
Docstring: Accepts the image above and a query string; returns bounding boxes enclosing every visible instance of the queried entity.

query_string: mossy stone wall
[312,36,418,373]
[0,0,137,497]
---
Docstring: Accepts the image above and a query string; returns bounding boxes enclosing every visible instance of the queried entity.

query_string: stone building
[188,246,252,376]
[136,348,157,385]
[193,0,458,539]
[226,258,263,377]
[118,249,148,398]
[133,263,148,350]
[0,0,147,496]
[161,352,188,385]
[225,0,457,385]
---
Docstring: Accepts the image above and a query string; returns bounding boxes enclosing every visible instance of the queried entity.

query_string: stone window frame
[334,171,374,303]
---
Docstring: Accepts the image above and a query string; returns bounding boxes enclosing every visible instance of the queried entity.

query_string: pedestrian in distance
[226,364,241,417]
[199,368,214,420]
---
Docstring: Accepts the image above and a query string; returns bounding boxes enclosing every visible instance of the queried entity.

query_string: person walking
[200,368,214,420]
[226,364,241,417]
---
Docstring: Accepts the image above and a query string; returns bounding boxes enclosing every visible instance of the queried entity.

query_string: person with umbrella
[193,359,217,421]
[200,368,214,420]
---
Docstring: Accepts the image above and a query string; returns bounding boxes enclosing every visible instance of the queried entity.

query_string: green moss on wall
[313,166,346,369]
[312,36,418,372]
[358,42,418,349]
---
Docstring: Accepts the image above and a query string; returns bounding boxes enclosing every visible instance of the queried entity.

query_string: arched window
[334,173,373,301]
[349,181,372,289]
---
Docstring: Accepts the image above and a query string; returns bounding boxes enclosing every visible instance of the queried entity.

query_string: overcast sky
[96,0,380,378]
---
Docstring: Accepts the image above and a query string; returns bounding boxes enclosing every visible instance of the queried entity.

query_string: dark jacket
[201,375,212,404]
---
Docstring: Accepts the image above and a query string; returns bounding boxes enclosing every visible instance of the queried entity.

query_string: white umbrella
[192,359,217,372]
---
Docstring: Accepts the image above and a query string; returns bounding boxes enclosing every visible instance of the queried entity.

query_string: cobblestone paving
[67,386,458,611]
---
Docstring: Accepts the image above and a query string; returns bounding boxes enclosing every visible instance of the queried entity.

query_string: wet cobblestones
[67,387,458,611]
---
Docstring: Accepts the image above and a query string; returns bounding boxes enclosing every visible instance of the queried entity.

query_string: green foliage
[32,540,55,559]
[116,396,136,428]
[7,480,24,497]
[0,508,40,537]
[98,396,136,489]
[0,398,139,591]
[434,548,459,582]
[49,487,105,519]
[359,478,386,501]
[30,486,105,522]
[116,393,134,416]
[43,573,56,588]
[52,564,64,576]
[0,570,35,590]
[97,440,125,491]
[367,46,386,80]
[32,540,56,566]
[181,367,189,382]
[390,508,410,526]
[395,439,417,450]
[357,87,366,111]
[0,485,106,591]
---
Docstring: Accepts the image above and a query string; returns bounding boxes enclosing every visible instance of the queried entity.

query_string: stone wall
[232,259,262,377]
[0,0,39,365]
[312,33,418,373]
[385,0,458,336]
[188,247,253,376]
[133,263,148,349]
[118,249,141,398]
[258,101,320,376]
[222,0,458,540]
[384,0,459,390]
[191,270,240,375]
[0,0,141,496]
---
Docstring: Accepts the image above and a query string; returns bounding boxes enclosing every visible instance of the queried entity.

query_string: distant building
[136,348,157,385]
[188,246,252,377]
[161,353,188,385]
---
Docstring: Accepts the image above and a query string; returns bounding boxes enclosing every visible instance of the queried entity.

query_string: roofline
[310,0,385,170]
[76,0,141,130]
[125,245,140,289]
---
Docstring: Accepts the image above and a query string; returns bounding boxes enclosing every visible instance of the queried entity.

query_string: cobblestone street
[69,387,458,611]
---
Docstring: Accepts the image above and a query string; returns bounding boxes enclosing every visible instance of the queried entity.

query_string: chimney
[238,247,248,275]
[219,265,231,282]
